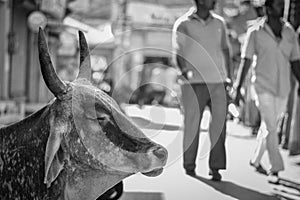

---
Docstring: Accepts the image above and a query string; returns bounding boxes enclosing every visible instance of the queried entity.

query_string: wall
[0,2,10,99]
[9,5,29,98]
[127,29,172,90]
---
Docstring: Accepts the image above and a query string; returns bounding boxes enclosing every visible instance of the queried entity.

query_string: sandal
[249,161,268,175]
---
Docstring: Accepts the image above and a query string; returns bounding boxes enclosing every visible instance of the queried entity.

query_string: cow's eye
[97,116,106,121]
[97,115,109,126]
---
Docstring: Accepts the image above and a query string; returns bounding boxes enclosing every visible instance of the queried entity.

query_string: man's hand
[181,68,193,80]
[233,86,245,107]
[225,78,233,88]
[177,68,193,85]
[225,78,233,103]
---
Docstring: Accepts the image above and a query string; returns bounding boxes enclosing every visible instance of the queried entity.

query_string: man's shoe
[249,161,267,175]
[185,170,196,177]
[268,172,279,184]
[209,169,222,181]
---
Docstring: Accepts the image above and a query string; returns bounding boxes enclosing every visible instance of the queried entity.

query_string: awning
[63,16,115,46]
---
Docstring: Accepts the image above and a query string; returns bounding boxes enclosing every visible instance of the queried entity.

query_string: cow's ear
[44,117,68,188]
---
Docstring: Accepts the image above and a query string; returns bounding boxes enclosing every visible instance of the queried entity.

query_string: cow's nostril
[153,147,167,161]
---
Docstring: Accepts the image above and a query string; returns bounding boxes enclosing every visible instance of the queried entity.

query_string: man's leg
[251,124,267,167]
[182,83,208,173]
[207,83,227,171]
[256,93,286,173]
[268,97,287,172]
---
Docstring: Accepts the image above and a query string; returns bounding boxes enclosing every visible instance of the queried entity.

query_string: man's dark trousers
[182,82,227,171]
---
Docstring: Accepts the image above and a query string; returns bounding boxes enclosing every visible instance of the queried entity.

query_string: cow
[0,28,168,200]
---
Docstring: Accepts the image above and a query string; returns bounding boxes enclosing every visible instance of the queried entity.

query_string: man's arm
[291,60,300,83]
[235,58,252,90]
[234,27,256,105]
[289,29,300,93]
[172,20,190,78]
[234,58,252,105]
[221,21,233,82]
[222,48,233,82]
[176,53,188,73]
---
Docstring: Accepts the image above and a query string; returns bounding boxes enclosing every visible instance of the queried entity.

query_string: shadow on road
[119,192,165,200]
[273,178,300,192]
[270,178,300,199]
[194,176,279,200]
[130,116,181,131]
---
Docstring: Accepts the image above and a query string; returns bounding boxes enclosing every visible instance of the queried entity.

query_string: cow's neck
[0,103,126,200]
[0,105,50,143]
[0,104,64,199]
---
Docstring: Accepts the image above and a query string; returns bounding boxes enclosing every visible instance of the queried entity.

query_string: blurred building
[110,0,194,104]
[0,0,117,122]
[0,0,74,123]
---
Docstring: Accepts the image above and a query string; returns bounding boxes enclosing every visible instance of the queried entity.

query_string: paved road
[120,105,300,200]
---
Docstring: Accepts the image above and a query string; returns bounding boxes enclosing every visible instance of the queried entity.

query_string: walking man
[173,0,232,181]
[234,0,300,183]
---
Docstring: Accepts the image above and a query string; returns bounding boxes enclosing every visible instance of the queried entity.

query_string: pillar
[0,1,10,99]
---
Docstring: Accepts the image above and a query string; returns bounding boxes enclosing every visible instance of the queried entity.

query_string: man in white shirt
[173,0,232,181]
[235,0,300,183]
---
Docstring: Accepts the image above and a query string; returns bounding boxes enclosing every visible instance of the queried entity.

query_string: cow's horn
[38,28,67,97]
[76,31,91,81]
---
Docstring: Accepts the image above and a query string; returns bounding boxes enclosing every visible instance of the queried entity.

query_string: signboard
[68,0,112,19]
[127,2,190,25]
[63,17,115,46]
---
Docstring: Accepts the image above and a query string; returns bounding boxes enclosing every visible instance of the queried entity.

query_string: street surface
[120,105,300,200]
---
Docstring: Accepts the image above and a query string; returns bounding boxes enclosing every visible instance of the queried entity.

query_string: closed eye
[97,116,106,121]
[97,115,110,126]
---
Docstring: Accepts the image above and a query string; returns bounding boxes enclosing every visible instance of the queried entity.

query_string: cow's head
[38,28,168,200]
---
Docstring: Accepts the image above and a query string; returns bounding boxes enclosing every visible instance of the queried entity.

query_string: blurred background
[1,0,299,141]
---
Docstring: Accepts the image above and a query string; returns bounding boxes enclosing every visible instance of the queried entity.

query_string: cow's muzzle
[141,146,168,177]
